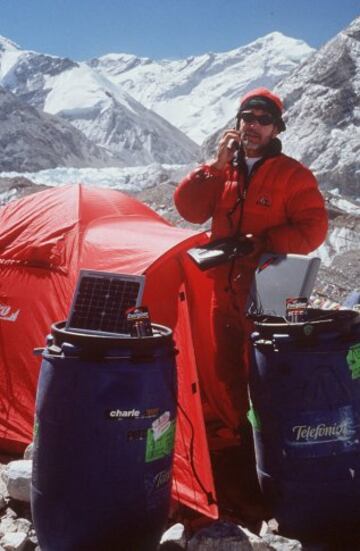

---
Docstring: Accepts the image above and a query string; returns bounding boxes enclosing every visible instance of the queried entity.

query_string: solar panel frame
[65,270,145,336]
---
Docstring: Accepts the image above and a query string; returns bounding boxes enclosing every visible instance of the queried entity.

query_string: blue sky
[0,0,358,61]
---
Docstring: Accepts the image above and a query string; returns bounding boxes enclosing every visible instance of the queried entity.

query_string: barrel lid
[252,308,360,339]
[50,320,174,351]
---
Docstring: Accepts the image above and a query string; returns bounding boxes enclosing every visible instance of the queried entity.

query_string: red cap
[239,88,286,131]
[240,87,284,113]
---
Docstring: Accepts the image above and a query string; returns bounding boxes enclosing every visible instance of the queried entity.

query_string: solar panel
[65,270,145,336]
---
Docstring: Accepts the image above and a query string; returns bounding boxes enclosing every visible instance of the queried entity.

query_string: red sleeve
[174,165,226,224]
[264,167,328,254]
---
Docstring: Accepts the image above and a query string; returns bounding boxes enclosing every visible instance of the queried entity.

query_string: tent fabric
[0,183,220,518]
[171,283,218,518]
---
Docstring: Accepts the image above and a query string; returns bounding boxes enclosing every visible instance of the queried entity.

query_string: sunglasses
[239,111,275,126]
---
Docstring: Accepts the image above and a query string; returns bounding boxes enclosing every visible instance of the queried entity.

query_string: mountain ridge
[88,31,314,143]
[0,36,199,166]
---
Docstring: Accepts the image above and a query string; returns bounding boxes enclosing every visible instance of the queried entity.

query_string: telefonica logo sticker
[292,421,349,442]
[0,304,20,322]
[153,469,171,489]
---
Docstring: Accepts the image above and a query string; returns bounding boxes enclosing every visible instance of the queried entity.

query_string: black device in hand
[227,138,240,151]
[227,115,241,162]
[187,235,254,271]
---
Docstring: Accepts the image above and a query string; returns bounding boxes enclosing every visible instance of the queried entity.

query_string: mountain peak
[256,30,300,42]
[0,35,20,52]
[238,31,314,57]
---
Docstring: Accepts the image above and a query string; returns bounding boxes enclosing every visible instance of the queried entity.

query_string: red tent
[0,183,240,519]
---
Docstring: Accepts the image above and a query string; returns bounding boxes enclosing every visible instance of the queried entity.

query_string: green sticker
[145,420,175,463]
[247,407,261,431]
[346,343,360,380]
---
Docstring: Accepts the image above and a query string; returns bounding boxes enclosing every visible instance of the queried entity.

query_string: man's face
[239,108,279,157]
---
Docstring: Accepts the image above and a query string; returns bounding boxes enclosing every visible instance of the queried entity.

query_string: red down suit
[174,144,328,429]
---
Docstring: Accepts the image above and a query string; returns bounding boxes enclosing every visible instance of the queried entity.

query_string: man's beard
[243,137,261,150]
[242,135,263,154]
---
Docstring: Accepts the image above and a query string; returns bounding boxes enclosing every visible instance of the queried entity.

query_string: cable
[175,396,218,507]
[164,362,218,510]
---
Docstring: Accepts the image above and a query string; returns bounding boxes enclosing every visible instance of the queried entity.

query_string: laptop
[247,253,320,318]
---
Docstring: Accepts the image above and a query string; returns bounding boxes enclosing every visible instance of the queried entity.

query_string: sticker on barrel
[145,411,175,462]
[346,343,360,380]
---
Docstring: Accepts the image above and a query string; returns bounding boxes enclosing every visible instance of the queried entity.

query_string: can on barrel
[285,297,308,323]
[127,306,153,337]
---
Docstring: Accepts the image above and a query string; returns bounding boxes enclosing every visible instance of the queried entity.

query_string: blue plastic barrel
[249,309,360,541]
[31,321,177,551]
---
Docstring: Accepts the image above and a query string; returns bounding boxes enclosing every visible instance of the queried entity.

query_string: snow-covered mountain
[88,32,314,144]
[0,37,199,165]
[274,16,360,196]
[0,36,78,109]
[0,86,116,172]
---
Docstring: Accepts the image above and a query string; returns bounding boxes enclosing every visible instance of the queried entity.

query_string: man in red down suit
[174,88,328,437]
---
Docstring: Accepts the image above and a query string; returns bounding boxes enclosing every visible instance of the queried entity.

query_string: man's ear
[271,126,280,139]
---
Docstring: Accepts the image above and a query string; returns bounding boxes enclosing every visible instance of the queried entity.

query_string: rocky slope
[274,16,360,196]
[0,86,116,172]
